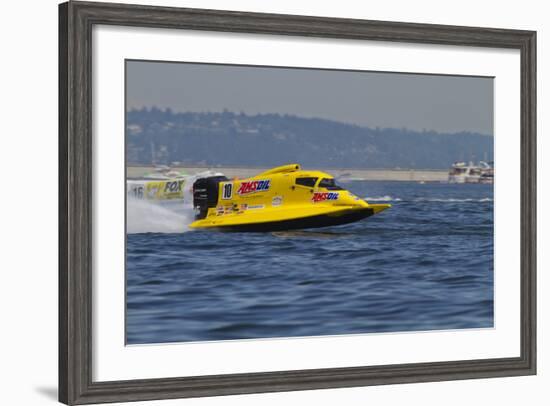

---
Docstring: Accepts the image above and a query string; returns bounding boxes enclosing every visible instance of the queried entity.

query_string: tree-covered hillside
[126,108,493,169]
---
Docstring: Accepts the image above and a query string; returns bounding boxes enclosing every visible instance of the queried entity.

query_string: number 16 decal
[221,182,233,200]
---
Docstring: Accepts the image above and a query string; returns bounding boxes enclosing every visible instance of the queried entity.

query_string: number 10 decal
[221,182,233,200]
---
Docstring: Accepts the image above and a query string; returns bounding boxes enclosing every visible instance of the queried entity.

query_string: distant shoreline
[127,165,449,182]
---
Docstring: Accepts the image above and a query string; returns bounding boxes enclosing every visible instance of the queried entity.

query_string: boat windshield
[295,177,318,187]
[318,178,343,190]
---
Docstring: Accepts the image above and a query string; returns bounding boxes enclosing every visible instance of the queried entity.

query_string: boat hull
[206,208,376,232]
[190,203,391,232]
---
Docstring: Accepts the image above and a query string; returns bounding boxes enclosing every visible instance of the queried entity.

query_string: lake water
[126,181,494,344]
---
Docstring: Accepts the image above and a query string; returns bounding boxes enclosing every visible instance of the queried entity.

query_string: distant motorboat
[139,165,188,180]
[448,161,494,184]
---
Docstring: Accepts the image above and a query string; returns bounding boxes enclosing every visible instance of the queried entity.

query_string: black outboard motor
[192,176,229,220]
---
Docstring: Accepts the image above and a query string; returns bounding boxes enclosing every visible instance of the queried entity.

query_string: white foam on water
[414,197,493,203]
[126,198,194,234]
[365,195,402,202]
[126,170,226,234]
[364,196,493,203]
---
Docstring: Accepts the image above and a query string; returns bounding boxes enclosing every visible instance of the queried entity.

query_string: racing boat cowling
[190,164,390,232]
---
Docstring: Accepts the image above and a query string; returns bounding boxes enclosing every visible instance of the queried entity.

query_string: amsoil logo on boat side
[312,192,339,203]
[237,180,271,195]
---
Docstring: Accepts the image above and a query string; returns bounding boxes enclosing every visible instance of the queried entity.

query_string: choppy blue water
[126,181,493,344]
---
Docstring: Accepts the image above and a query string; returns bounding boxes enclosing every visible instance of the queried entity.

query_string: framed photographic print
[59,1,536,404]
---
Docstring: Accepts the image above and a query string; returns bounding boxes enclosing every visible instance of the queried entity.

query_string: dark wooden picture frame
[59,1,536,404]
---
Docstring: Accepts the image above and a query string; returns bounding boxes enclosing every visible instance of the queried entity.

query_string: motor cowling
[192,176,228,220]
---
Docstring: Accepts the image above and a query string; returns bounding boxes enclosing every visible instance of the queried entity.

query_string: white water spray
[126,171,223,234]
[126,198,194,234]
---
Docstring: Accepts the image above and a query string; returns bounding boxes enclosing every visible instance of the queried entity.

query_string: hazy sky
[126,60,493,135]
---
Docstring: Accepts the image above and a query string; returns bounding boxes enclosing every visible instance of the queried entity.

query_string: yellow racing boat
[190,164,390,231]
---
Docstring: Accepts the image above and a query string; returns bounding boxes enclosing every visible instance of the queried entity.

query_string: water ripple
[127,181,494,344]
